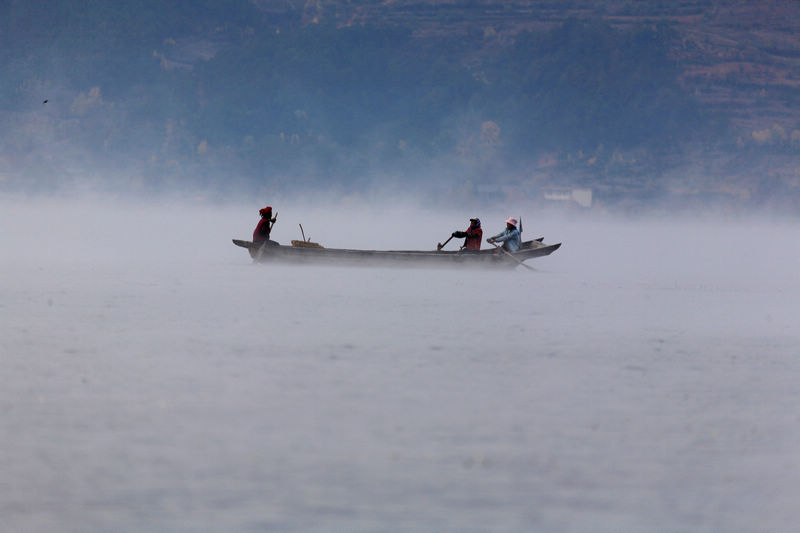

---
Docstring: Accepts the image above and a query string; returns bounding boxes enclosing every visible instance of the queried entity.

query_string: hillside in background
[1,0,799,211]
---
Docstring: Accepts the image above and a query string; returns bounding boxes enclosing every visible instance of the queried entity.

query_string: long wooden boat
[232,236,561,269]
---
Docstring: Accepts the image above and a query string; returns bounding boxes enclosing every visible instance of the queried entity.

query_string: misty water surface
[2,198,799,532]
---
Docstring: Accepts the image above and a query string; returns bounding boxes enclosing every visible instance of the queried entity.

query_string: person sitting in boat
[253,206,278,245]
[487,217,521,252]
[451,217,483,251]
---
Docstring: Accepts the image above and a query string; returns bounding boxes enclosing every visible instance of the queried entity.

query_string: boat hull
[232,238,561,269]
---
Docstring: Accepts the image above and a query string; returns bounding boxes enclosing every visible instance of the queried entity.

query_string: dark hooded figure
[452,217,483,251]
[253,206,277,244]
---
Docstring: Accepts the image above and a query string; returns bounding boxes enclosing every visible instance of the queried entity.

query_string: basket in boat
[291,240,324,248]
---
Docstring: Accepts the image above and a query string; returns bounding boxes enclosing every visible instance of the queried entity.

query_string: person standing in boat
[451,217,483,251]
[253,206,278,245]
[487,217,521,252]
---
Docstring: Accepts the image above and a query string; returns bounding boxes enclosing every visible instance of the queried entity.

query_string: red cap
[259,206,272,216]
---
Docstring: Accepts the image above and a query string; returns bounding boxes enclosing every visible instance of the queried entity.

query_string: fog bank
[2,195,799,531]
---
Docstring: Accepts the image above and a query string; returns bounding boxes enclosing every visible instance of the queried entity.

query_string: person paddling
[253,206,278,245]
[451,217,483,251]
[487,217,521,252]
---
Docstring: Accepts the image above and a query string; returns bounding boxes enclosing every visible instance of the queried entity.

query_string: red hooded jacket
[454,222,482,250]
[253,218,273,243]
[463,225,483,250]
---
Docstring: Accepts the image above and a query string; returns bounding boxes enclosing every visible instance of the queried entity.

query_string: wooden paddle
[490,242,536,271]
[437,235,454,251]
[254,241,267,263]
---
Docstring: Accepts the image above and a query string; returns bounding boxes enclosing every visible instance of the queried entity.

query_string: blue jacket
[490,227,521,252]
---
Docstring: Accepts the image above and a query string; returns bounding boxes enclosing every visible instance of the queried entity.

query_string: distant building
[542,187,593,208]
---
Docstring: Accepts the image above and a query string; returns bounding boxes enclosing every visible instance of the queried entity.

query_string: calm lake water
[2,199,799,532]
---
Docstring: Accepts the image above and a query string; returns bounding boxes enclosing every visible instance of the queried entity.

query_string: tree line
[1,1,717,193]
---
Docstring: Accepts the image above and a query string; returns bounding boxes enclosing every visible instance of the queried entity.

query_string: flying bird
[43,100,48,104]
